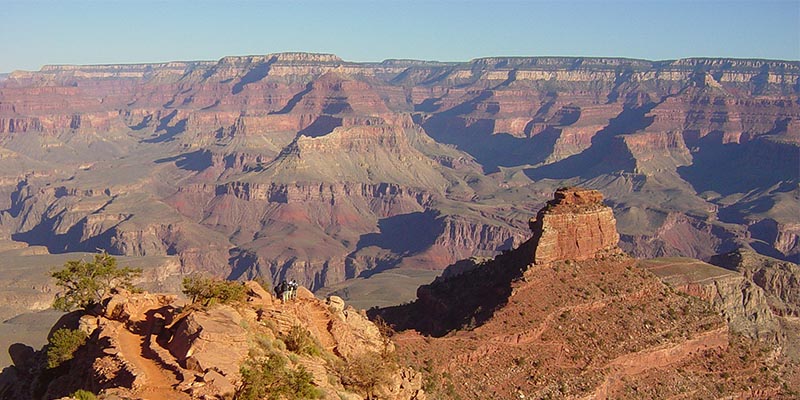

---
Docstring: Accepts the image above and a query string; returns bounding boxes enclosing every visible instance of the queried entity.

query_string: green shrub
[421,359,439,393]
[51,252,142,311]
[338,351,397,398]
[71,390,97,400]
[182,275,247,306]
[282,325,321,356]
[235,352,321,400]
[47,328,88,368]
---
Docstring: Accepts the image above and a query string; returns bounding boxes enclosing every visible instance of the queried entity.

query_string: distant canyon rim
[0,52,796,311]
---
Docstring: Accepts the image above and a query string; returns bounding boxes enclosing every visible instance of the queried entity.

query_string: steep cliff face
[641,255,800,364]
[640,258,780,341]
[710,249,800,317]
[528,188,621,264]
[7,181,233,276]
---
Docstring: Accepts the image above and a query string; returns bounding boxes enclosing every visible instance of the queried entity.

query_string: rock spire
[528,187,621,264]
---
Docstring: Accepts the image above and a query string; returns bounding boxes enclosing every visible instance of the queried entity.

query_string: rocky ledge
[0,283,424,400]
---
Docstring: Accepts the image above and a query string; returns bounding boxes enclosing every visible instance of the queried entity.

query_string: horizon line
[5,52,800,74]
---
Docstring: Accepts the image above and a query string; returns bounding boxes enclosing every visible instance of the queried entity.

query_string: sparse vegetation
[421,359,439,393]
[281,325,321,356]
[51,252,142,312]
[181,275,247,306]
[338,351,397,398]
[71,390,97,400]
[47,328,88,368]
[235,351,321,400]
[372,315,395,339]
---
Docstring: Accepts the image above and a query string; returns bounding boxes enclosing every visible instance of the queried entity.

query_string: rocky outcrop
[0,282,425,399]
[528,187,621,264]
[377,187,793,398]
[168,305,250,378]
[640,257,780,341]
[379,187,623,335]
[710,249,800,317]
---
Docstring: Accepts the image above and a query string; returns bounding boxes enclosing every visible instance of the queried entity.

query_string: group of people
[274,279,299,303]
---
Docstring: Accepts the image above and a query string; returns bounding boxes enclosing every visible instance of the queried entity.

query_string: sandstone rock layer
[0,283,424,399]
[529,187,620,264]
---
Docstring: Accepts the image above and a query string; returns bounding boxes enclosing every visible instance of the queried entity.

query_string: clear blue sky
[1,0,798,72]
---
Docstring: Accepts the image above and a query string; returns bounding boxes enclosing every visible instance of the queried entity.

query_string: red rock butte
[528,187,621,264]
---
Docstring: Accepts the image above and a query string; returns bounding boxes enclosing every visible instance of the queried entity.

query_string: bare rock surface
[168,305,249,377]
[640,257,780,341]
[529,187,621,264]
[0,281,424,399]
[710,249,800,316]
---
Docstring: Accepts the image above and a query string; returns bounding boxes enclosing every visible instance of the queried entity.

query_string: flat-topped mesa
[218,52,343,65]
[528,187,621,264]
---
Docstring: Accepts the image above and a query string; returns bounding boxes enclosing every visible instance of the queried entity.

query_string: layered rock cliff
[710,249,800,317]
[0,52,797,306]
[528,187,621,264]
[640,258,780,341]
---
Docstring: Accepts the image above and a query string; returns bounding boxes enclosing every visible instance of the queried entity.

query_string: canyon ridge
[0,53,797,334]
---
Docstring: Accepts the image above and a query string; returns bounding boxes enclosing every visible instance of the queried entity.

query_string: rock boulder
[168,305,249,378]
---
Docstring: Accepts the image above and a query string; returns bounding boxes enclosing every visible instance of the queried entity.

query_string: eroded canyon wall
[0,53,797,291]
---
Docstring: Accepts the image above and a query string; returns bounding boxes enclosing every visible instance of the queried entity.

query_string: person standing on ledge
[275,280,290,303]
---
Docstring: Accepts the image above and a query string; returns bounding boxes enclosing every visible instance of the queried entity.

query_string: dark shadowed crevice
[271,82,313,114]
[231,56,278,95]
[154,149,213,172]
[524,102,656,180]
[297,115,343,138]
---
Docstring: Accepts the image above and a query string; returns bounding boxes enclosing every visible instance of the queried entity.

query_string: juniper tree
[51,252,142,312]
[181,275,246,306]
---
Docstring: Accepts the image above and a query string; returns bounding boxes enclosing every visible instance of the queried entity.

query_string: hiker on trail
[289,279,298,300]
[277,280,290,303]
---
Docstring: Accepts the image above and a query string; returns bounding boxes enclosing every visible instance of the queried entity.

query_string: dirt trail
[117,323,190,400]
[491,286,652,346]
[297,299,338,350]
[588,327,729,400]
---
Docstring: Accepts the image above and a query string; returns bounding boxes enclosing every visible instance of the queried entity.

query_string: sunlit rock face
[0,53,797,291]
[529,187,621,265]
